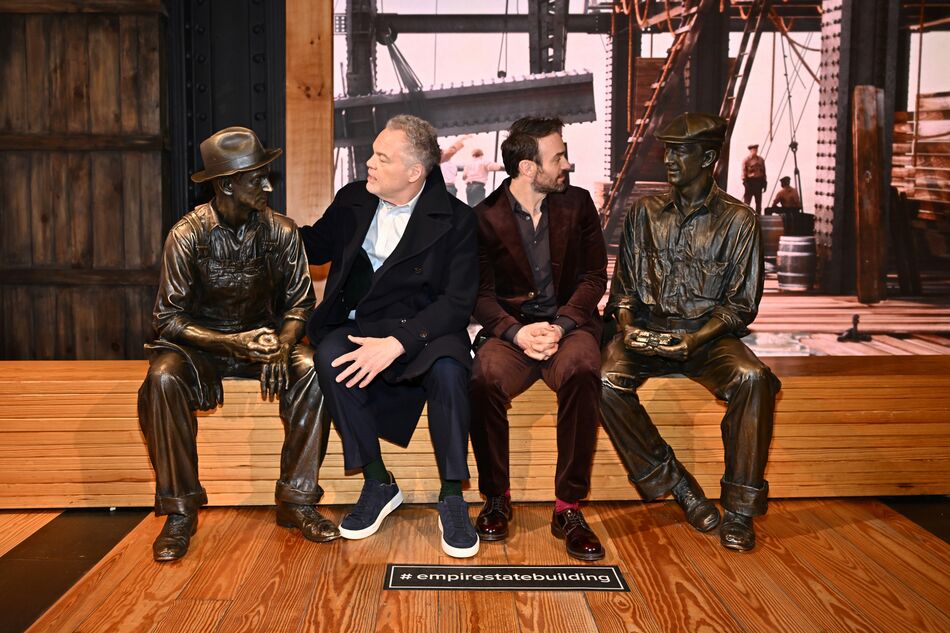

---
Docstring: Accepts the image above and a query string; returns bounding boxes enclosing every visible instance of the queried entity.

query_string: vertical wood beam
[816,0,899,294]
[285,0,332,226]
[853,85,886,303]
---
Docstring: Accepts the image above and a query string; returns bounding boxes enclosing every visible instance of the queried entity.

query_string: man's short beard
[533,172,567,194]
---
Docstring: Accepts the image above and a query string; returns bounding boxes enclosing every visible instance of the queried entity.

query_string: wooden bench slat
[1,357,949,507]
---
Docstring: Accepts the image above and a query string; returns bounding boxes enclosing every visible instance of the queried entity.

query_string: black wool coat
[299,168,478,384]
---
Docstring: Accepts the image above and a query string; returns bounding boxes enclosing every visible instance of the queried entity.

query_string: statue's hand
[623,326,656,356]
[259,342,292,400]
[230,327,280,362]
[654,332,695,361]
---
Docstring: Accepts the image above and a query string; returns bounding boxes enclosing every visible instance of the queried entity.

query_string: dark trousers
[314,323,471,480]
[600,335,780,517]
[743,177,766,214]
[137,343,331,516]
[470,329,602,502]
[466,182,487,207]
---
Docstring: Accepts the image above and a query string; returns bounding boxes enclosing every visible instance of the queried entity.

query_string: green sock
[363,458,389,483]
[439,479,463,500]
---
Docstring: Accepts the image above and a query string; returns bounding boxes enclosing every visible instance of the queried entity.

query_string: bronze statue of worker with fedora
[600,113,781,551]
[138,126,338,561]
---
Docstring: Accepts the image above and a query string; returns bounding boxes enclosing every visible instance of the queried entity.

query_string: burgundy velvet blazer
[473,180,608,340]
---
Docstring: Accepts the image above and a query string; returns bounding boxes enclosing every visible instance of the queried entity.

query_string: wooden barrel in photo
[777,236,817,292]
[760,214,785,262]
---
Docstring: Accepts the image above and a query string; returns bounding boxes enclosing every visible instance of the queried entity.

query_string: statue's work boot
[276,501,341,542]
[720,510,756,551]
[153,512,197,562]
[672,472,721,532]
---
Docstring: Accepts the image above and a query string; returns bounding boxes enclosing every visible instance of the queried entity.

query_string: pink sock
[555,498,579,514]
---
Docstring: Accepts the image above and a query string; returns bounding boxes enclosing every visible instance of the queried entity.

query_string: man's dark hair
[501,116,564,178]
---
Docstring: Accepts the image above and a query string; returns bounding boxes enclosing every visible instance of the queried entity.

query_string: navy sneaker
[339,472,403,540]
[437,495,480,558]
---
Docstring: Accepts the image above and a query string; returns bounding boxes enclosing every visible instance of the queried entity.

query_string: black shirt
[502,184,575,342]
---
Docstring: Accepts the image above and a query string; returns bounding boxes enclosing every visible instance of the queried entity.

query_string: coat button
[527,291,536,299]
[419,329,429,339]
[413,266,423,274]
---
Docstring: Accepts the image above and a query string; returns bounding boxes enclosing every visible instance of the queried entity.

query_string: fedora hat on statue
[191,126,282,183]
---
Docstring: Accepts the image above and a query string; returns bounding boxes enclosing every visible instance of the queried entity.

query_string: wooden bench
[1,357,948,508]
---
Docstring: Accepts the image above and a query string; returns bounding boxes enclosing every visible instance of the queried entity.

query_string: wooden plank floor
[0,509,60,557]
[23,500,950,633]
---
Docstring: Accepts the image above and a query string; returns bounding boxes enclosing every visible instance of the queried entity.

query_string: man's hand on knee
[515,323,560,361]
[331,335,406,388]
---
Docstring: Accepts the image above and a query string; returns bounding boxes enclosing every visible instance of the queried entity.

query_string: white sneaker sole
[438,516,480,558]
[338,490,404,540]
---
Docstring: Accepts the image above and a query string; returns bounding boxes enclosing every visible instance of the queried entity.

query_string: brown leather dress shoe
[720,510,756,551]
[153,512,197,562]
[551,508,605,561]
[476,496,513,541]
[276,501,341,542]
[672,472,721,532]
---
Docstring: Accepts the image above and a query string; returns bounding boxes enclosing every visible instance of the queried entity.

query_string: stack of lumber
[1,357,948,509]
[893,91,950,256]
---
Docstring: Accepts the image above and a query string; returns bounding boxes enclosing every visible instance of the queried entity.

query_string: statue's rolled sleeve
[153,225,199,341]
[276,225,317,324]
[604,203,643,323]
[710,216,762,335]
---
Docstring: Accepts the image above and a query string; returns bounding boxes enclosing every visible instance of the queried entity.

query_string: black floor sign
[385,564,629,591]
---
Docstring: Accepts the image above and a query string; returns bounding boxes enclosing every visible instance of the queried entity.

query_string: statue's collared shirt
[153,202,315,340]
[607,184,763,336]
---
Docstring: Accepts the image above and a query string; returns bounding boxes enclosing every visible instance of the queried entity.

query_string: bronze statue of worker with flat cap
[138,126,338,561]
[600,112,781,551]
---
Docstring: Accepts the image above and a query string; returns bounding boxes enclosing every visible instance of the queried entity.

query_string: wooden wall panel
[0,153,32,266]
[284,0,333,226]
[0,15,28,129]
[87,15,120,133]
[30,152,55,265]
[0,8,164,360]
[24,16,51,133]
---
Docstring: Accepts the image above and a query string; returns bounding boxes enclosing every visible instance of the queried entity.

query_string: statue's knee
[602,371,640,395]
[145,355,189,391]
[289,344,316,382]
[732,362,773,392]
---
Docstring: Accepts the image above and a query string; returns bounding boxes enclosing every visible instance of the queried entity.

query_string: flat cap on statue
[654,113,728,145]
[191,126,282,183]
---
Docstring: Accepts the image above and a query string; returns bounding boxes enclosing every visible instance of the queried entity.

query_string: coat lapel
[546,193,570,292]
[370,170,452,285]
[336,187,377,289]
[485,184,534,286]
